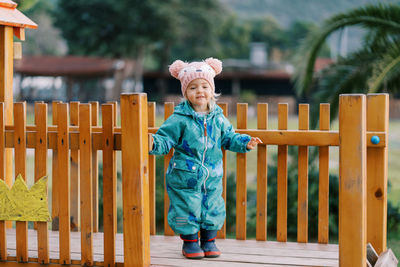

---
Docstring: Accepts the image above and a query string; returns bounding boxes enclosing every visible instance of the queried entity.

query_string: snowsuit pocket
[168,159,200,190]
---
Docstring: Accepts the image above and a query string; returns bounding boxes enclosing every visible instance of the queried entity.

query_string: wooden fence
[0,93,389,267]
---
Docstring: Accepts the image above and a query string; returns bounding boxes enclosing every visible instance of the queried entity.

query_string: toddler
[149,58,261,259]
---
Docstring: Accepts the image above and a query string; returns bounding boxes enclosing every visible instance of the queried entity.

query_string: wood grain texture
[34,103,49,264]
[339,95,366,267]
[256,103,268,241]
[277,104,288,242]
[318,104,330,244]
[147,102,156,235]
[366,94,389,254]
[14,102,28,262]
[121,94,150,266]
[236,103,247,240]
[79,104,93,266]
[57,103,70,264]
[102,104,117,266]
[163,102,174,236]
[51,101,61,231]
[297,104,309,243]
[0,103,6,260]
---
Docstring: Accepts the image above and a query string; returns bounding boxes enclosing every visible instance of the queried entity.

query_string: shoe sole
[182,250,204,259]
[204,251,221,258]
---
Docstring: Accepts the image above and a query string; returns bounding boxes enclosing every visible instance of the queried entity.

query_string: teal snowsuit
[150,100,251,235]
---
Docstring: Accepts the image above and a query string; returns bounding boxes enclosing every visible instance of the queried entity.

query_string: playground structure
[0,1,391,266]
[0,93,389,266]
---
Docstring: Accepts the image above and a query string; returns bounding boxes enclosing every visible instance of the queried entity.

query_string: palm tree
[293,3,400,126]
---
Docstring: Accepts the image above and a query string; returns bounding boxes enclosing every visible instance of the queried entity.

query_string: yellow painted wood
[163,102,174,236]
[57,103,70,264]
[34,103,49,264]
[0,175,50,221]
[217,103,228,239]
[0,27,14,230]
[318,104,330,244]
[90,101,99,233]
[236,103,247,240]
[148,102,156,235]
[14,102,27,262]
[367,94,389,255]
[51,101,61,231]
[277,103,288,242]
[339,94,366,267]
[256,103,268,241]
[0,103,5,260]
[102,104,116,267]
[69,102,79,232]
[297,104,309,243]
[79,104,93,266]
[121,94,150,266]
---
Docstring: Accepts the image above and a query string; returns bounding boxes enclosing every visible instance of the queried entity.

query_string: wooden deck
[4,229,339,266]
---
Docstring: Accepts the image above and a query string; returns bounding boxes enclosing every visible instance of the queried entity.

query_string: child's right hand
[246,137,262,150]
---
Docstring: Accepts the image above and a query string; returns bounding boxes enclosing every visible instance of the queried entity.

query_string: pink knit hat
[169,58,222,96]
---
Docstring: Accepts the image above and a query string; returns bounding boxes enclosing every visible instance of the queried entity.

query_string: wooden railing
[0,93,389,267]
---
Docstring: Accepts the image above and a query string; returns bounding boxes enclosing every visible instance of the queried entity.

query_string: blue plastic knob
[371,135,380,145]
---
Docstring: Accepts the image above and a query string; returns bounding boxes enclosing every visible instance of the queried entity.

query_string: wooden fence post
[367,93,389,255]
[121,93,150,266]
[339,94,366,266]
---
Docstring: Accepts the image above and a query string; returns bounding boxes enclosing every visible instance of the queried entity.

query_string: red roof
[14,55,116,77]
[0,0,37,29]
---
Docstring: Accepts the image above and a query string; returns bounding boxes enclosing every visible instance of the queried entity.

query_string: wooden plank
[79,104,93,266]
[217,103,228,239]
[256,103,268,241]
[0,103,6,260]
[236,103,247,240]
[297,104,309,243]
[51,101,61,231]
[277,103,288,242]
[318,104,330,244]
[339,94,366,267]
[102,104,117,267]
[57,103,70,264]
[34,103,49,264]
[120,93,150,266]
[90,102,99,233]
[148,102,156,235]
[69,102,79,232]
[0,26,14,230]
[366,94,389,255]
[14,102,28,262]
[163,102,174,236]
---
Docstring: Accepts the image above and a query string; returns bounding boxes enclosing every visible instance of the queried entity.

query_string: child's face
[185,79,213,112]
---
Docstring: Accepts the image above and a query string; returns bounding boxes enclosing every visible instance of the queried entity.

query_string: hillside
[221,0,400,27]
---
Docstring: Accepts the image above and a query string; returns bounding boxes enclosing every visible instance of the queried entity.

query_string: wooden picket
[69,101,79,232]
[297,104,309,243]
[163,102,174,236]
[0,103,5,261]
[256,103,268,241]
[277,103,288,242]
[236,103,248,240]
[148,102,156,235]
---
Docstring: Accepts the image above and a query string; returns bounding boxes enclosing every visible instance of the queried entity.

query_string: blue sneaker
[200,229,221,258]
[180,233,204,259]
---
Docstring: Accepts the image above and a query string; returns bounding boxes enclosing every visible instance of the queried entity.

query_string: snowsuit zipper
[201,118,210,194]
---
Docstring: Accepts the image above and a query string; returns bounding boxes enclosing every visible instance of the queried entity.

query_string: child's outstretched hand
[246,137,262,150]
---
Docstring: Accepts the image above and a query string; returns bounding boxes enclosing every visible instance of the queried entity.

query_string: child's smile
[186,78,212,112]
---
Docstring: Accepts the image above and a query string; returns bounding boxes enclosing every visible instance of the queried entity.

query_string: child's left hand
[246,137,262,150]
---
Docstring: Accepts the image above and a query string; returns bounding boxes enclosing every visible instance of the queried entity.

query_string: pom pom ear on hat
[205,58,222,75]
[169,60,188,79]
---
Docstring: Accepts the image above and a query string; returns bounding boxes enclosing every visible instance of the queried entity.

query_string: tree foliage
[293,4,400,125]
